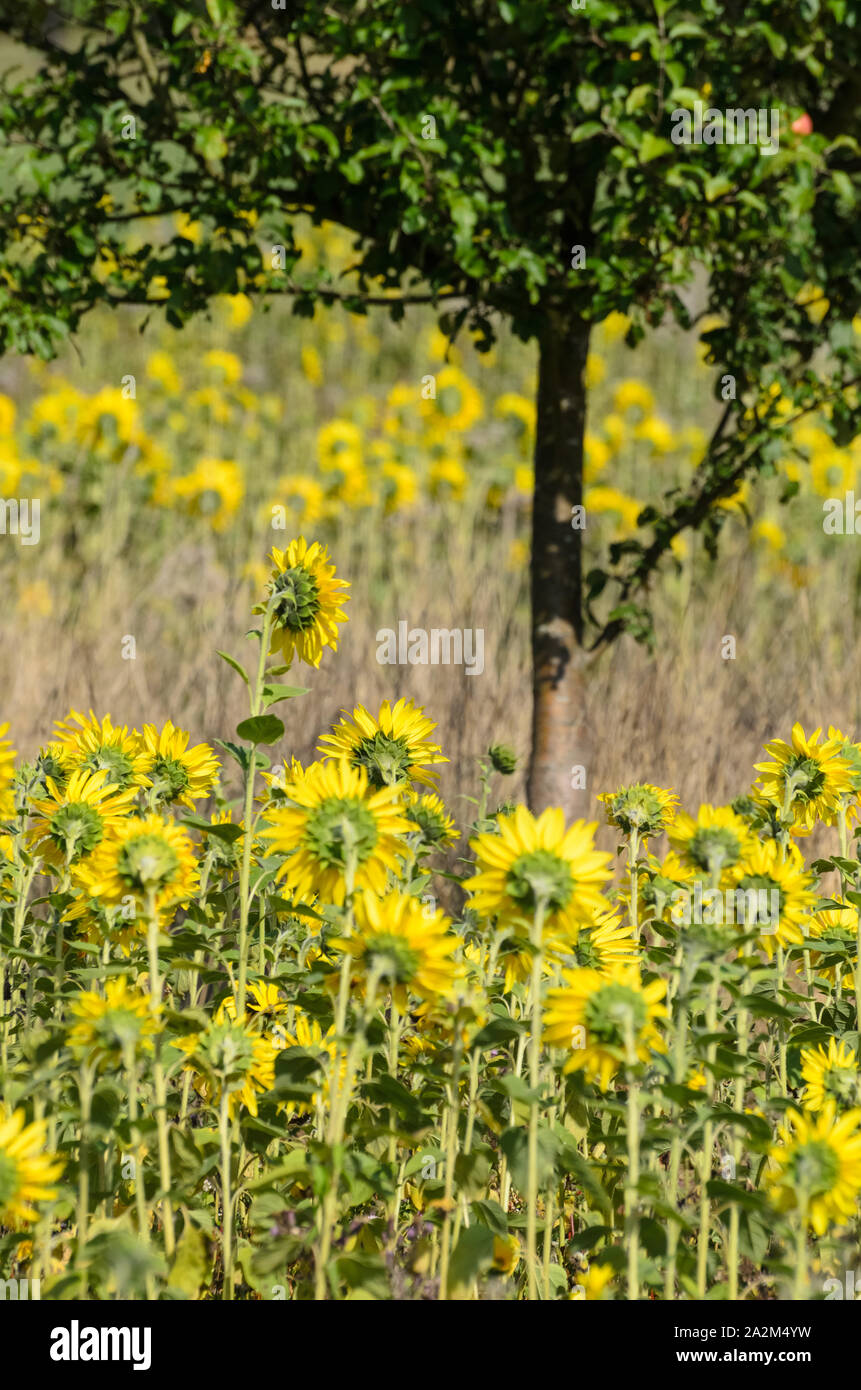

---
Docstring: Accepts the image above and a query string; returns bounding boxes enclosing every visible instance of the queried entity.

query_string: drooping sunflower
[68,977,159,1068]
[0,1107,64,1225]
[0,722,16,819]
[335,889,462,1008]
[729,839,816,956]
[405,792,457,848]
[465,806,613,937]
[53,710,148,791]
[667,804,755,885]
[75,813,198,914]
[597,783,679,840]
[766,1102,861,1234]
[29,768,138,870]
[753,723,854,831]
[174,1016,278,1119]
[800,1038,861,1112]
[254,536,349,669]
[318,698,447,791]
[138,720,220,809]
[544,962,667,1090]
[261,759,410,905]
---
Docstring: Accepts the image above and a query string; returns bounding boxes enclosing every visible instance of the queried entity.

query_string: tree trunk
[527,310,593,821]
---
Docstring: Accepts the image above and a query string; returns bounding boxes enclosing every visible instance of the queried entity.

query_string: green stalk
[438,1025,464,1300]
[526,900,547,1301]
[75,1061,95,1297]
[624,1018,640,1301]
[219,1088,234,1301]
[236,606,275,1020]
[727,1006,749,1301]
[696,970,719,1297]
[146,895,175,1258]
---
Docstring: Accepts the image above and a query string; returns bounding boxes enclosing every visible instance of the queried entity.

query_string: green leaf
[236,715,285,745]
[262,682,308,709]
[216,650,250,686]
[167,1219,210,1298]
[447,1225,496,1295]
[639,133,672,163]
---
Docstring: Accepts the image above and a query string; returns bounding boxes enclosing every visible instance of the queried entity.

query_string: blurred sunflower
[319,698,447,791]
[800,1038,860,1112]
[53,710,147,791]
[597,783,678,840]
[767,1103,861,1234]
[260,759,410,905]
[0,722,15,819]
[68,977,159,1067]
[405,792,457,848]
[175,1015,277,1119]
[668,804,754,884]
[730,839,816,956]
[255,537,350,670]
[0,1107,64,1225]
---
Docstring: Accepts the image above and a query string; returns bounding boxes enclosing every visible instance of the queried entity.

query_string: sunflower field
[2,536,861,1303]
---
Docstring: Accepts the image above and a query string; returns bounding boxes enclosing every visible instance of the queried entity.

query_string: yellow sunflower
[729,839,816,956]
[175,1015,278,1119]
[767,1102,861,1234]
[563,906,641,975]
[804,897,857,991]
[318,698,447,791]
[75,812,198,914]
[138,719,220,809]
[68,976,159,1067]
[465,806,613,936]
[405,792,457,848]
[29,768,137,869]
[335,889,462,1008]
[597,783,678,840]
[254,536,350,669]
[260,758,410,905]
[0,722,16,819]
[800,1038,860,1111]
[216,980,288,1029]
[667,804,755,884]
[53,710,148,791]
[0,1107,64,1225]
[544,962,667,1090]
[753,723,854,831]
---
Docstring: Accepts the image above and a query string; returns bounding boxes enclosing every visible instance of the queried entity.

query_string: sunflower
[30,741,76,796]
[767,1102,861,1234]
[804,897,858,991]
[318,698,447,791]
[75,813,198,914]
[0,722,16,819]
[465,806,613,937]
[563,906,641,975]
[800,1039,860,1111]
[68,977,159,1067]
[138,719,220,809]
[260,759,410,905]
[753,723,854,831]
[335,889,462,1008]
[544,962,667,1090]
[217,980,289,1029]
[53,710,148,791]
[729,839,816,956]
[667,803,755,885]
[254,536,349,670]
[597,783,678,840]
[0,1107,64,1225]
[175,1016,277,1119]
[405,792,456,848]
[29,768,138,870]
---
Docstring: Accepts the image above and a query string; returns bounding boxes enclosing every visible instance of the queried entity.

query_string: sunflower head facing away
[75,812,198,914]
[68,976,159,1067]
[465,806,613,938]
[544,962,667,1090]
[255,537,349,670]
[667,803,754,885]
[753,722,854,831]
[138,720,220,809]
[175,1016,278,1119]
[53,709,148,791]
[767,1102,861,1234]
[0,1106,64,1225]
[405,792,457,849]
[730,838,816,957]
[29,768,138,870]
[336,888,462,1009]
[800,1038,860,1112]
[318,698,447,791]
[261,758,410,905]
[597,782,679,840]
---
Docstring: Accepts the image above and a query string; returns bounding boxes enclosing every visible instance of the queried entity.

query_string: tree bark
[527,310,593,821]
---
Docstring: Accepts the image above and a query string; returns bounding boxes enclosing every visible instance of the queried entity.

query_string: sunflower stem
[146,896,175,1259]
[526,899,547,1300]
[624,1018,640,1301]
